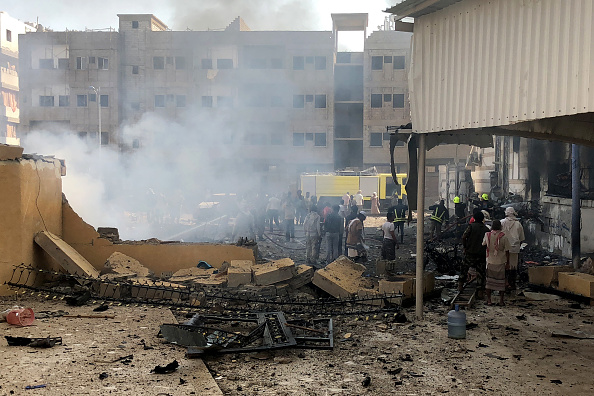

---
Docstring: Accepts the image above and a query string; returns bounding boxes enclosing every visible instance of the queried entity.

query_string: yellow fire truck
[299,171,407,206]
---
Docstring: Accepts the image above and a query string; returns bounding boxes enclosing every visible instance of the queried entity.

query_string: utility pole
[571,144,580,269]
[416,133,426,320]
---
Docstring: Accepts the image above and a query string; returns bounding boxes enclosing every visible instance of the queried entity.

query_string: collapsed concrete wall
[0,146,64,294]
[61,199,255,277]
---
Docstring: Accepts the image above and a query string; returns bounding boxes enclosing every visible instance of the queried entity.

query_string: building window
[293,95,305,108]
[370,133,383,147]
[39,59,54,69]
[371,94,382,108]
[76,56,86,70]
[270,58,283,69]
[132,65,139,74]
[89,56,96,64]
[217,96,233,108]
[100,94,108,107]
[153,57,165,69]
[58,95,69,107]
[132,21,139,29]
[384,56,392,63]
[175,57,186,70]
[77,94,87,107]
[202,96,213,107]
[371,56,383,70]
[293,56,304,70]
[78,131,87,140]
[217,59,233,69]
[336,53,351,63]
[154,95,165,107]
[394,56,405,69]
[270,96,283,107]
[315,94,326,108]
[305,133,314,141]
[383,133,391,141]
[293,133,305,146]
[58,58,69,69]
[393,93,405,108]
[101,132,109,145]
[315,56,326,70]
[201,59,212,69]
[88,93,96,102]
[176,95,186,107]
[98,57,108,70]
[6,30,11,42]
[314,133,326,147]
[305,95,313,103]
[39,96,54,107]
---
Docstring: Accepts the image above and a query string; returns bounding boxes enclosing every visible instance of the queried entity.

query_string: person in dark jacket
[453,196,467,238]
[324,205,342,264]
[460,211,490,295]
[388,199,408,244]
[428,200,449,240]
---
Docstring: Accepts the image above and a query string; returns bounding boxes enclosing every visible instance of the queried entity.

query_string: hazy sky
[5,0,395,33]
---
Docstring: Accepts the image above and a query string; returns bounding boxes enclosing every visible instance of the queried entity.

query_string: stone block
[287,265,314,289]
[192,274,228,288]
[34,231,99,278]
[558,272,594,297]
[230,260,253,269]
[528,265,573,287]
[169,268,216,283]
[312,256,367,298]
[102,252,153,278]
[228,266,253,288]
[253,258,296,286]
[379,277,414,297]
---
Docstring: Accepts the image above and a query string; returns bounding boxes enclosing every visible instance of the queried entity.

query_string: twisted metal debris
[5,265,402,316]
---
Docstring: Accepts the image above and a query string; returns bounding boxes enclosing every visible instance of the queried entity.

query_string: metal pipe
[416,133,426,320]
[571,144,581,269]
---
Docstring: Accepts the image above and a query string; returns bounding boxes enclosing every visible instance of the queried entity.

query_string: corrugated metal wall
[410,0,594,135]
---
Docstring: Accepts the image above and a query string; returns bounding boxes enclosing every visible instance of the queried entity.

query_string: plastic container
[6,308,35,326]
[447,304,466,339]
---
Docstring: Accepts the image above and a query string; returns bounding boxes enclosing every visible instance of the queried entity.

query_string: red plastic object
[6,308,35,326]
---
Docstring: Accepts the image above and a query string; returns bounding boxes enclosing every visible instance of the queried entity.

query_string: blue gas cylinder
[448,304,466,339]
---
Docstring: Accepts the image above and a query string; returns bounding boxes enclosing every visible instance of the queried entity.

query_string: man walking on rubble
[266,194,281,232]
[303,205,321,265]
[354,190,364,212]
[428,199,449,240]
[461,211,490,296]
[324,205,342,264]
[342,192,351,208]
[388,198,408,244]
[501,207,525,292]
[283,192,296,242]
[381,212,398,260]
[346,211,367,262]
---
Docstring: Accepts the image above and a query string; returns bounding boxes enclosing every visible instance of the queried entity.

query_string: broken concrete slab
[101,252,153,278]
[169,267,217,283]
[528,265,573,287]
[230,260,253,269]
[228,266,253,288]
[34,231,99,278]
[312,256,367,298]
[253,258,296,286]
[558,272,594,298]
[379,272,435,298]
[192,274,228,289]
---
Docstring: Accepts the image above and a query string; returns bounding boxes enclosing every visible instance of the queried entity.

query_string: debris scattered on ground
[151,360,179,374]
[5,336,62,348]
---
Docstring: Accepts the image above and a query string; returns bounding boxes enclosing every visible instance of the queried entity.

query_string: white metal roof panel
[405,0,594,144]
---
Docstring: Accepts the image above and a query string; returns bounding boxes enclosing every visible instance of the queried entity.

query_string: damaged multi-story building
[0,12,32,145]
[17,13,468,199]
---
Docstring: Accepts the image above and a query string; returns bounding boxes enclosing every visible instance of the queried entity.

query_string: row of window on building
[371,56,406,71]
[38,56,109,70]
[39,94,108,107]
[151,94,328,109]
[371,93,405,108]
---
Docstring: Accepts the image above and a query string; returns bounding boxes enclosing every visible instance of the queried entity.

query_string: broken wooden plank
[34,231,99,278]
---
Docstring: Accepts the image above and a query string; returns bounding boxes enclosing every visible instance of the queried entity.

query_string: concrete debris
[558,272,594,298]
[528,265,573,287]
[101,252,153,278]
[312,256,368,298]
[34,231,99,279]
[253,258,297,286]
[227,266,253,288]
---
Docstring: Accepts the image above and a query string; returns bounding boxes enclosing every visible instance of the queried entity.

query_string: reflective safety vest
[430,207,446,224]
[394,209,406,223]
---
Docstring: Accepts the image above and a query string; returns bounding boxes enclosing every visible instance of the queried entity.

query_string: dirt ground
[1,215,593,395]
